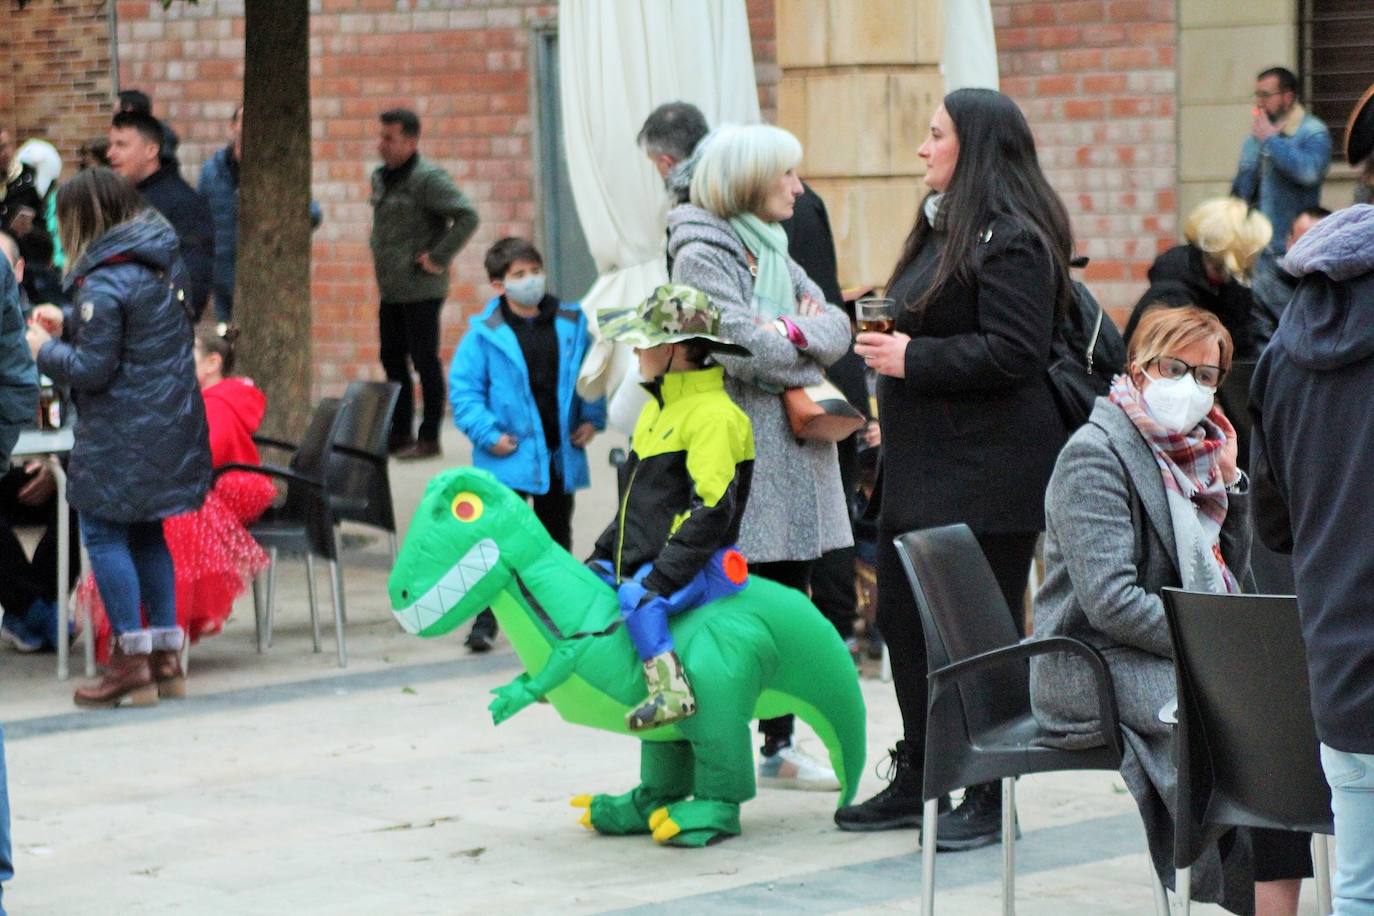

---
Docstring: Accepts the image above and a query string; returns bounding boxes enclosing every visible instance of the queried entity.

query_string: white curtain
[942,0,1000,92]
[559,0,761,419]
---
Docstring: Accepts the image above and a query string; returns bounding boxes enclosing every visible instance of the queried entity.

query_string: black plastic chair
[219,397,349,667]
[326,380,401,561]
[894,525,1165,916]
[1161,589,1333,914]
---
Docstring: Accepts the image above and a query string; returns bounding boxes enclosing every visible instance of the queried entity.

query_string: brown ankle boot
[74,639,157,709]
[149,627,187,699]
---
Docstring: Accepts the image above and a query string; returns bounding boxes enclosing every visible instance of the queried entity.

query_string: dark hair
[196,324,239,375]
[79,136,111,167]
[637,102,710,162]
[111,110,165,151]
[484,237,543,281]
[56,167,146,267]
[1258,67,1299,95]
[116,89,152,114]
[886,88,1074,319]
[674,339,713,367]
[379,108,421,138]
[1298,206,1332,221]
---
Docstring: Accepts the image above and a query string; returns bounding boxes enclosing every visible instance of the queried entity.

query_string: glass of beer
[856,297,896,334]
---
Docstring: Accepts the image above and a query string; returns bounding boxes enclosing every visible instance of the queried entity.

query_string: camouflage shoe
[626,651,698,731]
[596,284,750,355]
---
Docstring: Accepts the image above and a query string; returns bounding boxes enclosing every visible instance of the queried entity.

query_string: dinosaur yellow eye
[451,492,483,522]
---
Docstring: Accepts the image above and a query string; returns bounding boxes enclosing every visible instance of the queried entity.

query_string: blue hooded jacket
[36,209,211,523]
[1250,203,1374,754]
[0,256,37,473]
[448,296,605,495]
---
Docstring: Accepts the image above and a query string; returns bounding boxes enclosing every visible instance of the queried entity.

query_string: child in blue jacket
[448,237,605,650]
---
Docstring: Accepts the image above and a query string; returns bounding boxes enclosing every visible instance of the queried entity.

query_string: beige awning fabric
[559,0,761,413]
[942,0,1000,92]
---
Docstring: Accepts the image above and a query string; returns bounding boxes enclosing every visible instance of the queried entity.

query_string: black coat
[137,164,215,322]
[35,210,211,523]
[877,219,1066,537]
[1123,245,1256,357]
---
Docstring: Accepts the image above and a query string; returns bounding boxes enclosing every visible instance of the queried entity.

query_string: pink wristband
[778,316,809,349]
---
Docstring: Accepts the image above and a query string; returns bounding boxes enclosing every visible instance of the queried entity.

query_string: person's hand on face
[1251,108,1280,143]
[853,331,912,378]
[1216,411,1240,486]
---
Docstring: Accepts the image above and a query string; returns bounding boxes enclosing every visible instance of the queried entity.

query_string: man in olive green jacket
[370,108,479,460]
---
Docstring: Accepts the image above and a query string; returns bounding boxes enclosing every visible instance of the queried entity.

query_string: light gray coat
[1030,398,1254,912]
[667,205,853,564]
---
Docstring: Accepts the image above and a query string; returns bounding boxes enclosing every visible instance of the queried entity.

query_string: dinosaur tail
[748,577,867,807]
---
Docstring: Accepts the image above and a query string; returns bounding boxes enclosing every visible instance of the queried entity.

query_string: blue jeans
[1321,744,1374,915]
[1,724,11,916]
[79,516,176,635]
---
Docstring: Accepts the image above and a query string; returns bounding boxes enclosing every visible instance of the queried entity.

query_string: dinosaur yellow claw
[648,807,670,830]
[579,809,593,830]
[570,794,592,809]
[651,816,682,844]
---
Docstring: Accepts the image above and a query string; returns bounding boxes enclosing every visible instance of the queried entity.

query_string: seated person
[1123,197,1272,359]
[1030,305,1311,914]
[448,237,605,652]
[588,284,754,731]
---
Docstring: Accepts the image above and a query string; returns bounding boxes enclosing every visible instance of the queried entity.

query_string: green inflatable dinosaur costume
[388,467,867,847]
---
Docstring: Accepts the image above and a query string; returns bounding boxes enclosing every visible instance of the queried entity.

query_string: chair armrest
[212,462,322,491]
[252,434,300,454]
[929,635,1124,759]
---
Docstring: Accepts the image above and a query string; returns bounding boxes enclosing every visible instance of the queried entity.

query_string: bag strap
[1085,303,1104,374]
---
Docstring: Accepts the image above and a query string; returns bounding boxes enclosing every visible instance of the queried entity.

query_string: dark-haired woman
[25,167,210,708]
[82,325,275,665]
[841,89,1073,847]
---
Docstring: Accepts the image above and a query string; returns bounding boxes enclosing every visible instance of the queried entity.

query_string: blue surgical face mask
[504,273,546,308]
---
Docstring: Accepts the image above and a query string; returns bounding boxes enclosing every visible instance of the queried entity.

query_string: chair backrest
[326,382,400,529]
[894,525,1030,740]
[283,397,347,559]
[1162,588,1332,868]
[335,381,401,458]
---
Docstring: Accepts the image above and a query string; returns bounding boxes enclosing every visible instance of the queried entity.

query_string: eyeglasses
[1253,89,1285,100]
[1149,356,1225,389]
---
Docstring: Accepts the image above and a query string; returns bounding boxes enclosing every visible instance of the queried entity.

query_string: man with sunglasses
[1231,66,1331,259]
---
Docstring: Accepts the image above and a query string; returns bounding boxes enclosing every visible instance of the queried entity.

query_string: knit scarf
[1109,375,1239,594]
[729,212,793,321]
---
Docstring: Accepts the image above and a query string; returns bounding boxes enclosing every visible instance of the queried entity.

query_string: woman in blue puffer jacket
[26,167,211,709]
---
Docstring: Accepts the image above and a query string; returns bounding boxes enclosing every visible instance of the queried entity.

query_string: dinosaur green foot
[648,800,741,847]
[570,785,687,836]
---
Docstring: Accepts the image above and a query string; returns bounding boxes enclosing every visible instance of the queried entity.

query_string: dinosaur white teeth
[395,538,501,634]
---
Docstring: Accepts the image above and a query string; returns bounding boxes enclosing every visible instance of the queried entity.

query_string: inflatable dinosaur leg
[571,740,694,836]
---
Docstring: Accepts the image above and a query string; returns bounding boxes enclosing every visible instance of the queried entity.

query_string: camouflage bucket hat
[596,284,750,355]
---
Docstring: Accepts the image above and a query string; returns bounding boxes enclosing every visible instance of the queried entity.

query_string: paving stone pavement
[0,428,1325,914]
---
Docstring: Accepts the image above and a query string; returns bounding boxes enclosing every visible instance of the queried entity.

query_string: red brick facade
[991,0,1178,320]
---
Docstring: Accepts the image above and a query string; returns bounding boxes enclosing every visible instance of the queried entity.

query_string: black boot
[834,741,949,831]
[935,781,1016,851]
[464,609,498,653]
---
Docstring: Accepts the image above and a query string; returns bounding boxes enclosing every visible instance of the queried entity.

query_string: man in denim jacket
[1231,66,1331,258]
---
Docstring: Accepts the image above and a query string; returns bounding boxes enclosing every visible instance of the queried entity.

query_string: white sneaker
[0,624,42,653]
[758,744,841,791]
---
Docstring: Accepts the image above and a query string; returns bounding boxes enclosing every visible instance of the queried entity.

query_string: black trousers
[0,466,79,617]
[472,464,574,634]
[877,529,1038,776]
[379,297,445,444]
[751,558,815,749]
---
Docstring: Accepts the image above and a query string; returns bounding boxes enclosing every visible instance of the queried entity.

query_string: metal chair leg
[1002,777,1016,916]
[1314,834,1332,915]
[1150,865,1169,916]
[388,530,398,564]
[921,797,939,916]
[880,643,892,683]
[265,547,279,649]
[251,573,264,652]
[328,558,347,667]
[305,553,320,653]
[1177,865,1191,915]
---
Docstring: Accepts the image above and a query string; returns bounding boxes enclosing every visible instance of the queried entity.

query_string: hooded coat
[36,209,211,523]
[202,376,267,468]
[1250,203,1374,755]
[0,256,36,473]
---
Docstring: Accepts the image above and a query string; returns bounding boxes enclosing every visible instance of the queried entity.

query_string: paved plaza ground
[0,429,1325,914]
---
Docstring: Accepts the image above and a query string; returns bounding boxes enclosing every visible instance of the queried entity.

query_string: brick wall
[1,0,115,173]
[109,0,779,392]
[991,0,1179,321]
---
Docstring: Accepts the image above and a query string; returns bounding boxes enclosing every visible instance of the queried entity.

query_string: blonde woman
[1124,196,1273,357]
[667,123,854,788]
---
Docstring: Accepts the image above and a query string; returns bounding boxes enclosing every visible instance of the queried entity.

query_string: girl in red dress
[85,327,276,662]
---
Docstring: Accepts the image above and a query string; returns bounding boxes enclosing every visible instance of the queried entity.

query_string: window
[1300,0,1374,159]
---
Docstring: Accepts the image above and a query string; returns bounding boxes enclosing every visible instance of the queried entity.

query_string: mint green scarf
[729,213,793,321]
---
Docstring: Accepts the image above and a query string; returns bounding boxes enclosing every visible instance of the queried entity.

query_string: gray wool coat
[666,204,854,564]
[1030,398,1255,912]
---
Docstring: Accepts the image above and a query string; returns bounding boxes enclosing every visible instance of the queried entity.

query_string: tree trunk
[235,0,312,439]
